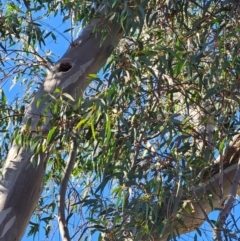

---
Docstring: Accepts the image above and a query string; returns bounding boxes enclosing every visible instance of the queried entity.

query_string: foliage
[1,0,240,240]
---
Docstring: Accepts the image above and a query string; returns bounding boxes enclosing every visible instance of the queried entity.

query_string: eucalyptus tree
[0,0,240,241]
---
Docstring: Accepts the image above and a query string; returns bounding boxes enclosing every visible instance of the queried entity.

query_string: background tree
[0,0,240,241]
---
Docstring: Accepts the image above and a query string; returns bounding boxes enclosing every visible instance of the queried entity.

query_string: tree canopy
[1,0,240,240]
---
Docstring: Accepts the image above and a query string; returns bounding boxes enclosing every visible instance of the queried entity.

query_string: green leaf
[174,59,186,76]
[36,95,46,108]
[63,27,73,33]
[75,118,88,130]
[90,119,96,140]
[25,118,32,131]
[47,126,57,144]
[62,93,75,101]
[105,113,111,142]
[0,89,6,105]
[87,74,98,81]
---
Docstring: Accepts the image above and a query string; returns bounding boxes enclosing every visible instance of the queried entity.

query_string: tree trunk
[0,15,123,241]
[0,5,239,241]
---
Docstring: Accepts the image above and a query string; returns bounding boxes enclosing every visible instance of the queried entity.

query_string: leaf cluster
[2,0,240,240]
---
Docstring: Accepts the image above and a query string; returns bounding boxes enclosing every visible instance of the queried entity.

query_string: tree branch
[216,156,240,240]
[58,139,77,241]
[155,133,240,241]
[0,9,123,241]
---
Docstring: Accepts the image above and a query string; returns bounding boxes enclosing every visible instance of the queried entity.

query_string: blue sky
[2,2,240,241]
[1,9,71,241]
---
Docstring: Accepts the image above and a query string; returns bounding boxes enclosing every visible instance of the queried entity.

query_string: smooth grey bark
[0,6,239,241]
[58,140,77,241]
[0,13,123,241]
